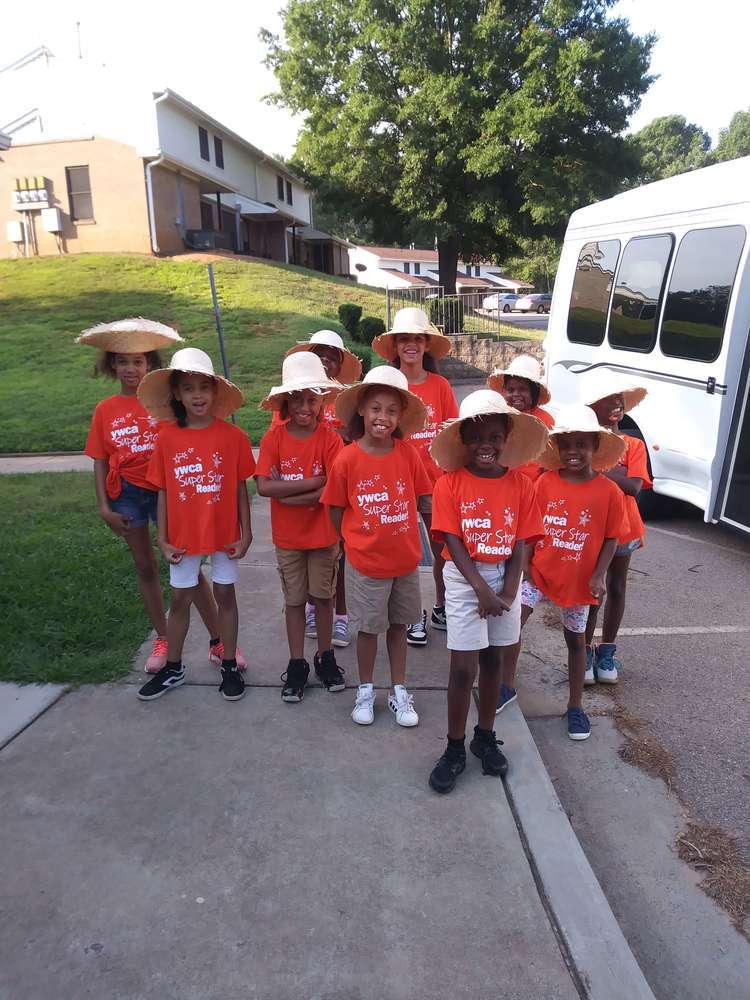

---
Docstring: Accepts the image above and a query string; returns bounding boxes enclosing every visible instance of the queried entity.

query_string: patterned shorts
[521,579,588,634]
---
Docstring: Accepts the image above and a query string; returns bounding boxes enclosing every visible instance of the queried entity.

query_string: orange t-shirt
[612,435,652,545]
[321,438,432,578]
[255,422,343,549]
[85,395,161,496]
[270,403,342,430]
[514,406,554,482]
[431,467,543,562]
[529,471,625,606]
[146,419,255,556]
[405,372,459,486]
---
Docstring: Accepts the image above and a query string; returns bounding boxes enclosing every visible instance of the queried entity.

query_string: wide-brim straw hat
[138,347,244,420]
[334,365,428,437]
[430,389,550,472]
[538,404,626,472]
[487,354,550,406]
[372,306,452,362]
[284,330,362,385]
[76,317,182,353]
[260,352,343,411]
[583,371,647,413]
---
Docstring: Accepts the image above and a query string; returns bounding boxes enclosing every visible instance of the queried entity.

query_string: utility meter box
[6,219,23,242]
[41,207,62,233]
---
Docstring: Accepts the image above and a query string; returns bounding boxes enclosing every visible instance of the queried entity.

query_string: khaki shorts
[345,561,422,635]
[276,543,341,606]
[443,560,521,651]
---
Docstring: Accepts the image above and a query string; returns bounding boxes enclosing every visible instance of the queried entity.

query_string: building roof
[382,268,434,286]
[455,275,497,288]
[291,225,352,247]
[364,245,439,262]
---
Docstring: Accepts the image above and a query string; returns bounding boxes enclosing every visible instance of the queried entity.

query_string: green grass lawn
[0,254,386,452]
[1,472,166,685]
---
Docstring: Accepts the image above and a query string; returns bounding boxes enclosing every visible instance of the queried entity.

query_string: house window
[214,136,224,169]
[65,165,93,221]
[200,202,214,230]
[286,180,293,205]
[198,126,209,161]
[474,265,481,277]
[277,175,284,200]
[465,264,471,275]
[567,240,621,345]
[404,263,411,274]
[608,234,674,353]
[414,262,421,275]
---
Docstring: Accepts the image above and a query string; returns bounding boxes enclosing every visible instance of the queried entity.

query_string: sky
[1,0,748,157]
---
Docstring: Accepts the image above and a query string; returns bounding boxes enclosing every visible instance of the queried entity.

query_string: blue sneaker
[594,644,620,685]
[567,707,591,741]
[495,683,517,715]
[584,646,595,686]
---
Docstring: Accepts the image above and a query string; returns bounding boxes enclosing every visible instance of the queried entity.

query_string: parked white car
[482,292,520,313]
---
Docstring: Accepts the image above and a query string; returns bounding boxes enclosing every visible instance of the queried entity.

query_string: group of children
[81,306,649,794]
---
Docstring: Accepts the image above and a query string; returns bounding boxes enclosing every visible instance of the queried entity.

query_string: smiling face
[174,372,216,422]
[395,333,427,367]
[590,393,625,429]
[359,388,403,441]
[113,353,150,391]
[555,431,599,474]
[311,345,342,380]
[460,414,509,475]
[285,388,324,429]
[502,375,534,413]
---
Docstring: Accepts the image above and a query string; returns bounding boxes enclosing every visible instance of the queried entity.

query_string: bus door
[719,342,750,532]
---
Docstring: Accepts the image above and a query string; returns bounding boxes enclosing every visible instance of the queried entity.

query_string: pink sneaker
[209,641,247,672]
[145,636,169,674]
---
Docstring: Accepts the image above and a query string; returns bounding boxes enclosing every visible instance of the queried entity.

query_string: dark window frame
[198,126,210,161]
[286,180,293,205]
[414,262,420,275]
[213,135,224,169]
[566,239,622,346]
[404,262,411,274]
[474,265,481,277]
[65,165,94,221]
[607,233,675,355]
[277,175,284,200]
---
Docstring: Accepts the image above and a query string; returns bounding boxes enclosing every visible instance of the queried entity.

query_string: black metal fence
[385,285,522,337]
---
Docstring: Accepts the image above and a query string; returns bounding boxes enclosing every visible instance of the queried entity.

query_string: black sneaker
[430,604,447,630]
[219,665,245,701]
[469,726,508,776]
[406,610,428,647]
[137,663,185,701]
[281,659,310,703]
[314,649,346,692]
[429,744,467,794]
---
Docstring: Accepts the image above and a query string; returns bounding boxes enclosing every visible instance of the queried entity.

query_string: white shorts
[169,551,238,589]
[443,560,522,651]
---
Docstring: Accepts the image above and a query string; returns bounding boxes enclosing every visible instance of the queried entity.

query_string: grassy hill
[0,254,387,452]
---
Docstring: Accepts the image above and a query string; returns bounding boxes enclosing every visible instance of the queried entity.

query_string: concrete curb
[0,683,69,751]
[501,701,656,1000]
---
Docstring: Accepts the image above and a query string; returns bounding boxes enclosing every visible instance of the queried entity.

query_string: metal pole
[386,286,391,330]
[207,263,236,424]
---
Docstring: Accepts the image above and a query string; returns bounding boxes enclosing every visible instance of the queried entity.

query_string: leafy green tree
[625,114,710,184]
[263,1,654,293]
[502,236,562,292]
[712,109,750,163]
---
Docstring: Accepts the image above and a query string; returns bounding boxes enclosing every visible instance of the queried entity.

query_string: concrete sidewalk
[0,496,655,999]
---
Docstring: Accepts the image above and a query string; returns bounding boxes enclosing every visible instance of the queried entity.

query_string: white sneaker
[584,665,595,686]
[388,685,419,727]
[333,617,351,647]
[352,684,375,725]
[304,605,317,639]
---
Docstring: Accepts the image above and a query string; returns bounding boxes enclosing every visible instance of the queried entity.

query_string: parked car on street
[481,292,520,312]
[515,293,552,313]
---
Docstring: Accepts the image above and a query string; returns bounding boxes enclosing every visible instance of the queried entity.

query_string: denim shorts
[615,538,642,558]
[109,479,158,529]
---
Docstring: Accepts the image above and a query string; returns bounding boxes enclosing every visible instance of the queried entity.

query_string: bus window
[567,240,620,345]
[660,226,746,363]
[608,235,673,353]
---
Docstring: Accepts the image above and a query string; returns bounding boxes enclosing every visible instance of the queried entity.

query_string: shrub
[427,295,464,334]
[338,303,363,338]
[347,342,373,377]
[357,316,386,346]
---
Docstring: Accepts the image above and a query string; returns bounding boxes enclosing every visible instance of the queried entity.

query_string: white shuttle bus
[545,156,750,534]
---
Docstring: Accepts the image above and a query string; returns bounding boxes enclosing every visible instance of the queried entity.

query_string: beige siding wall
[150,165,202,256]
[0,136,151,258]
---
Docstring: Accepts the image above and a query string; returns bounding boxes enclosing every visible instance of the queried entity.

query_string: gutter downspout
[145,91,171,255]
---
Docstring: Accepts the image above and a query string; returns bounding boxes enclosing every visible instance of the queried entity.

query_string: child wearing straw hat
[321,367,432,727]
[501,404,626,741]
[372,306,459,646]
[136,348,254,703]
[427,390,547,794]
[256,353,346,703]
[78,319,232,677]
[583,376,651,685]
[487,354,554,480]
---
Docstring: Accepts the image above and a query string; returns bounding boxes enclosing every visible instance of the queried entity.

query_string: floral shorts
[521,579,588,634]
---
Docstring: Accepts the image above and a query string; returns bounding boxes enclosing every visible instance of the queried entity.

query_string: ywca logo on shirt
[280,457,304,481]
[541,499,589,562]
[410,402,437,443]
[109,413,157,455]
[171,447,224,503]
[355,473,410,534]
[460,498,515,557]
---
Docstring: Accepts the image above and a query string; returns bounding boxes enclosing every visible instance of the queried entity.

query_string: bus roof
[568,156,750,232]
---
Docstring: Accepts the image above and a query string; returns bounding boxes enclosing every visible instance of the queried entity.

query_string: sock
[433,603,445,611]
[335,613,348,623]
[222,658,237,670]
[447,736,465,751]
[166,659,182,671]
[359,682,374,693]
[209,636,221,647]
[306,602,314,615]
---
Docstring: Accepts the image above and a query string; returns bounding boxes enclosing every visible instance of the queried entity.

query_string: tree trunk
[437,236,459,295]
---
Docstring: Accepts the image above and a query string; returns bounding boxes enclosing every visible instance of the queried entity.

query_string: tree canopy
[625,114,710,185]
[712,109,750,163]
[263,1,654,292]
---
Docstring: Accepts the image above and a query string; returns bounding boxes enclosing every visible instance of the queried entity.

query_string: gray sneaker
[333,617,351,647]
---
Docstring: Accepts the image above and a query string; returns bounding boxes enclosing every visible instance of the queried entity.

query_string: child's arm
[93,459,131,537]
[589,537,618,600]
[279,486,325,506]
[225,482,253,559]
[499,541,525,606]
[603,466,643,497]
[444,533,512,619]
[255,471,326,499]
[156,489,186,564]
[328,505,345,538]
[417,493,432,515]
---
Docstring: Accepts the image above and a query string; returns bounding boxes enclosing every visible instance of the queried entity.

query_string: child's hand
[589,574,606,601]
[476,583,508,619]
[100,509,132,537]
[225,536,251,560]
[159,542,186,564]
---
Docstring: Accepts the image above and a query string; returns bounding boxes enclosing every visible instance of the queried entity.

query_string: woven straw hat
[334,366,428,437]
[538,404,626,472]
[260,352,343,411]
[137,347,244,421]
[430,389,550,472]
[284,330,362,385]
[76,317,182,353]
[372,306,452,362]
[583,371,647,413]
[487,354,550,406]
